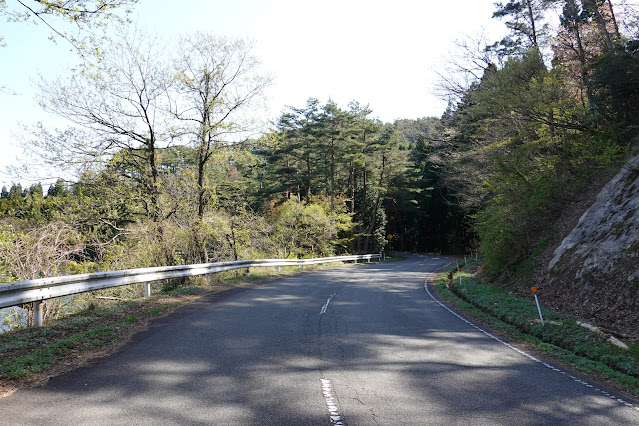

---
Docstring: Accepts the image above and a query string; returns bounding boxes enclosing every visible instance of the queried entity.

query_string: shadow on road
[0,255,635,425]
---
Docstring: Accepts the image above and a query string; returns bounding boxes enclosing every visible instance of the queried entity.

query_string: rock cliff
[543,154,639,337]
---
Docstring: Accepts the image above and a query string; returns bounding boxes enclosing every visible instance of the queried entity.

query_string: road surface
[0,255,637,425]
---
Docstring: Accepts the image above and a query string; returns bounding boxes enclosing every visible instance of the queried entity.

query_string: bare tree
[0,221,84,326]
[34,27,173,221]
[434,31,501,104]
[1,0,138,54]
[0,221,83,280]
[171,33,272,219]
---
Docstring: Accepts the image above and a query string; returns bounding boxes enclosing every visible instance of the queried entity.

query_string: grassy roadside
[431,261,639,401]
[0,260,393,396]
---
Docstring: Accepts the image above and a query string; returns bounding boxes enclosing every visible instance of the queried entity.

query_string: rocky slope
[540,154,639,337]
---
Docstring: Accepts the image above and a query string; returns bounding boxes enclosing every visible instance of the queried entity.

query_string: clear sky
[0,0,507,188]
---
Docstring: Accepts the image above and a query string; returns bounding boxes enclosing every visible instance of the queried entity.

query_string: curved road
[0,255,637,425]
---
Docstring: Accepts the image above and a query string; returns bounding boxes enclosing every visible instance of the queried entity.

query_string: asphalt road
[1,255,637,425]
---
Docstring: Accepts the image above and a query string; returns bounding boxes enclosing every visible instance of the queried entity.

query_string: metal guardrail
[0,254,382,326]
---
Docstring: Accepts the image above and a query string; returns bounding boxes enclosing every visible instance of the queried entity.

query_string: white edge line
[424,262,639,413]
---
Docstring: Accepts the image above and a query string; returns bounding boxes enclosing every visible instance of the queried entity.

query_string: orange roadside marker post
[532,287,545,327]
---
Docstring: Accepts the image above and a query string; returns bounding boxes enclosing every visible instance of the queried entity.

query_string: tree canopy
[2,0,639,293]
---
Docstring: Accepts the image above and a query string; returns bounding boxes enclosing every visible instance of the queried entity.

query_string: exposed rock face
[546,154,639,336]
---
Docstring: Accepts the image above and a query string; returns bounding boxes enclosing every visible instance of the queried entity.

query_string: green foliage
[271,198,343,258]
[588,40,639,127]
[520,230,555,285]
[426,1,639,279]
[261,99,412,254]
[438,42,635,274]
[353,185,387,253]
[393,118,470,253]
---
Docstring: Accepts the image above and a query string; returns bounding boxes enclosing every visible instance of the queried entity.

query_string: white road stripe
[320,293,337,315]
[321,378,344,425]
[423,266,639,412]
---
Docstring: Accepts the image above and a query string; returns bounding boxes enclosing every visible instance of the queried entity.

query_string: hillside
[525,154,639,338]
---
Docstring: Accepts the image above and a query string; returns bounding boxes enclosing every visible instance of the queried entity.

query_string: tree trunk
[197,154,207,219]
[526,0,538,48]
[349,164,355,214]
[197,75,212,220]
[305,140,312,203]
[572,16,595,107]
[363,192,382,254]
[586,0,614,50]
[607,0,620,39]
[358,168,368,253]
[147,137,160,222]
[363,153,386,253]
[330,147,335,216]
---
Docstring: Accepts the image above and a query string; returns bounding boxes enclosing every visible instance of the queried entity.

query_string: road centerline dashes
[321,378,344,425]
[320,292,337,315]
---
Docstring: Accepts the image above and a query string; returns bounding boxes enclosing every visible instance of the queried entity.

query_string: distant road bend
[0,255,637,425]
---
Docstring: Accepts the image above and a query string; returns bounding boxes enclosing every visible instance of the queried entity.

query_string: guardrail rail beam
[0,254,382,327]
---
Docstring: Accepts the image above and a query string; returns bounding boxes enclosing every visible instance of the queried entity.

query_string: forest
[1,0,638,289]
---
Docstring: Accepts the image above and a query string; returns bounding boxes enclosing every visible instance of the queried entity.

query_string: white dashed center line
[321,378,344,425]
[320,293,336,315]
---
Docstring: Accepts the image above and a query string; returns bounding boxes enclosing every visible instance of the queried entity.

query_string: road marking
[321,378,344,425]
[320,293,337,315]
[423,270,639,412]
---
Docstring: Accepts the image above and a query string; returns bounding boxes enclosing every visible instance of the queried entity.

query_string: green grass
[434,263,639,397]
[122,315,139,324]
[0,297,184,382]
[148,303,179,315]
[1,326,117,379]
[521,231,555,286]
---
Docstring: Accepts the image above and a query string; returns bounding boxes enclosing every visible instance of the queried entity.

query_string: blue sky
[0,0,506,188]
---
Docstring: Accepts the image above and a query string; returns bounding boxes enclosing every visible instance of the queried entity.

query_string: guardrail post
[144,282,152,298]
[33,301,43,327]
[246,267,250,277]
